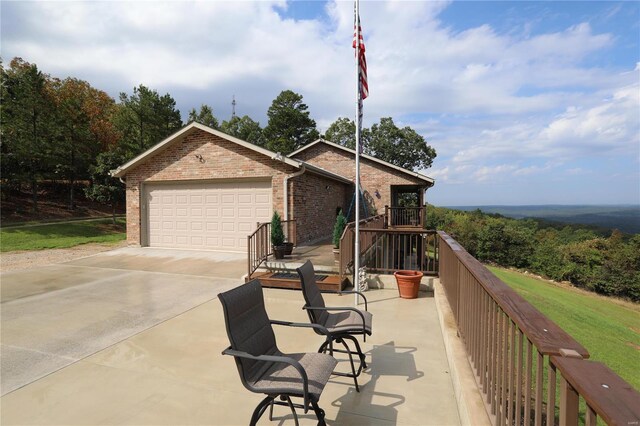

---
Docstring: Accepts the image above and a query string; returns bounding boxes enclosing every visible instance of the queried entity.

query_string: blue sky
[2,1,638,206]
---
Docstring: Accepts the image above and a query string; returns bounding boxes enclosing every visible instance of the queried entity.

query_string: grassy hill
[449,205,640,234]
[489,266,640,391]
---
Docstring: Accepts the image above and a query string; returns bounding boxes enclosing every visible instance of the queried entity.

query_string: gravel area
[0,241,128,273]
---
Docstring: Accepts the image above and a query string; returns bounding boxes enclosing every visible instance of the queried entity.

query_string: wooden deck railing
[247,219,296,279]
[338,214,385,281]
[359,228,438,275]
[438,231,640,425]
[385,205,425,228]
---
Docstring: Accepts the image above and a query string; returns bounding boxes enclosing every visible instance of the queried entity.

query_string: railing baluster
[509,320,516,425]
[516,330,523,426]
[585,405,597,426]
[547,362,556,426]
[535,351,543,426]
[525,339,532,425]
[559,376,578,426]
[501,313,508,424]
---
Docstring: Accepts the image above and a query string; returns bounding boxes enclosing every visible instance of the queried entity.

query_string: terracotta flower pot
[394,270,423,299]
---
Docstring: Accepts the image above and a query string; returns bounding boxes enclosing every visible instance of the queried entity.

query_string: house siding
[289,173,352,244]
[123,129,297,246]
[292,143,427,215]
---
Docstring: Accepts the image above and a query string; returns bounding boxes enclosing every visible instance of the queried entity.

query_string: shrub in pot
[332,209,347,264]
[271,211,286,259]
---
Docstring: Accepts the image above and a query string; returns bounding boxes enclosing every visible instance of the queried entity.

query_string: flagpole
[354,0,361,306]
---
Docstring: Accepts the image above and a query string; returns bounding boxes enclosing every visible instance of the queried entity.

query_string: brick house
[290,139,434,217]
[112,122,434,252]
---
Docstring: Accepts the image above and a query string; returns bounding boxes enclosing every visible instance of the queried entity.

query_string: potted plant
[394,270,423,299]
[271,211,286,259]
[332,209,347,264]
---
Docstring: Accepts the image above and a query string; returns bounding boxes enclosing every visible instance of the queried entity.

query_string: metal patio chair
[296,260,372,392]
[219,280,337,426]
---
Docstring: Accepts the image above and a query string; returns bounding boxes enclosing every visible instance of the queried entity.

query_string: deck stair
[250,256,348,291]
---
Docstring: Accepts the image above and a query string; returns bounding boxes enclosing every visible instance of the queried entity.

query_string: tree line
[1,58,436,218]
[427,205,640,302]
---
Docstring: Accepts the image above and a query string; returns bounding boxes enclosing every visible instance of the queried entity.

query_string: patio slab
[0,248,247,396]
[1,286,460,425]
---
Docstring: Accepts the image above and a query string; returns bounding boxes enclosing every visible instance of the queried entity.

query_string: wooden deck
[250,271,346,291]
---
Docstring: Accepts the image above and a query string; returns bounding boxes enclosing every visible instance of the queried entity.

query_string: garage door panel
[146,181,271,251]
[255,194,270,204]
[238,194,252,204]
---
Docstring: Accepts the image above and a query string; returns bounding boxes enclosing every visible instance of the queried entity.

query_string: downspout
[284,164,306,221]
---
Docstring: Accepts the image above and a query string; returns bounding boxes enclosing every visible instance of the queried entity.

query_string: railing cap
[551,356,640,425]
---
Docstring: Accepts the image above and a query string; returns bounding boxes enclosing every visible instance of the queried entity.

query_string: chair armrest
[303,306,367,335]
[320,290,368,311]
[270,319,331,336]
[222,347,311,413]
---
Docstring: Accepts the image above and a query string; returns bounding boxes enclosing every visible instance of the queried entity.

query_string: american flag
[353,11,369,101]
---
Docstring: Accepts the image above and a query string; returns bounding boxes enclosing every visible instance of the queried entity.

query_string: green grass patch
[488,266,640,391]
[0,218,126,252]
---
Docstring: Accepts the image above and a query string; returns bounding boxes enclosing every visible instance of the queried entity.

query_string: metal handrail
[247,219,297,280]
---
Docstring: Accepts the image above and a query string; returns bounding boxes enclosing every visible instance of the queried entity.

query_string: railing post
[560,376,579,426]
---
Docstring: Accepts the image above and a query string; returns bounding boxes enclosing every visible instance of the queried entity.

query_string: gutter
[283,164,306,220]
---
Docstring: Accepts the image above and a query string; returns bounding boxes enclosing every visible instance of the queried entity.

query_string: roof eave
[110,122,302,178]
[289,139,435,185]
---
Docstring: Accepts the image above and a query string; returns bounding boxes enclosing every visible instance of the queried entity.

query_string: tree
[220,115,263,146]
[369,117,436,171]
[263,90,319,154]
[85,150,126,224]
[324,117,357,149]
[187,104,218,129]
[52,77,118,209]
[113,85,182,158]
[0,58,56,213]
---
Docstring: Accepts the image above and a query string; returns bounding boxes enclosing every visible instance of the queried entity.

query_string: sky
[1,0,639,206]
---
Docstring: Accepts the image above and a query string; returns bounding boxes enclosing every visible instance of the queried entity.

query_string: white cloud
[2,0,638,203]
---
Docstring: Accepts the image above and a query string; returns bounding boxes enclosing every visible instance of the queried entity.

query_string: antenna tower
[231,95,236,118]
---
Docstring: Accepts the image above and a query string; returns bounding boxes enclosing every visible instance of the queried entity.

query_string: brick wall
[123,129,298,246]
[292,143,427,215]
[289,173,352,244]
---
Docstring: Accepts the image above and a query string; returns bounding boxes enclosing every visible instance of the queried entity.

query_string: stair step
[250,271,346,291]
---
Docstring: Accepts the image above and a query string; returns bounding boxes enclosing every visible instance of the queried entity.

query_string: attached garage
[144,180,271,252]
[112,122,353,250]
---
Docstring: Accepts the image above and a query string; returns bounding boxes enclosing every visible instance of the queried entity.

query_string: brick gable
[292,142,427,214]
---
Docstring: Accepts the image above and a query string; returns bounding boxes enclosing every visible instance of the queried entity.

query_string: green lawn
[489,266,640,391]
[0,218,126,252]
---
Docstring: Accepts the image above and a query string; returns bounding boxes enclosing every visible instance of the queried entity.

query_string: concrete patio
[1,248,461,425]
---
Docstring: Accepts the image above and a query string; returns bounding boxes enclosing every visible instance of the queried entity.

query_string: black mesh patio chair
[219,279,337,426]
[296,260,372,392]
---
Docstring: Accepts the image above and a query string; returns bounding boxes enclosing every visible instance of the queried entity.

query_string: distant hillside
[446,205,640,234]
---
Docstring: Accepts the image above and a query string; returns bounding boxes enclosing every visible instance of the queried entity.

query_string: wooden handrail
[438,230,588,357]
[437,231,640,425]
[358,228,438,275]
[338,214,385,281]
[385,205,425,228]
[550,356,640,425]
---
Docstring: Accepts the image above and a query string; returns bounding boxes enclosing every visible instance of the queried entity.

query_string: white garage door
[145,181,272,251]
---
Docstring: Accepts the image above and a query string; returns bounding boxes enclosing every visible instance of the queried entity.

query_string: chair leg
[283,395,299,426]
[343,334,368,369]
[311,400,326,426]
[338,338,360,392]
[250,395,275,426]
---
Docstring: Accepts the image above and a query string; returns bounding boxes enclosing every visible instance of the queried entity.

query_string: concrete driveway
[0,247,247,396]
